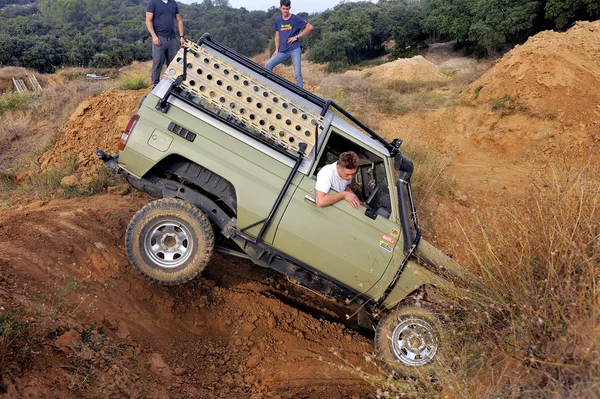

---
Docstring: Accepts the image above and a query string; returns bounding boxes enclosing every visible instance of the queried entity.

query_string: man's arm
[289,23,313,44]
[145,12,161,46]
[299,22,313,39]
[315,187,361,209]
[272,31,280,56]
[176,13,185,45]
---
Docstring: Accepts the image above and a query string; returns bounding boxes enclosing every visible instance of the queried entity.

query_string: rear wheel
[125,198,214,285]
[375,304,443,377]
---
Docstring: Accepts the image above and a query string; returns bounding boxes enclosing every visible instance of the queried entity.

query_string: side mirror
[363,185,380,220]
[364,207,378,220]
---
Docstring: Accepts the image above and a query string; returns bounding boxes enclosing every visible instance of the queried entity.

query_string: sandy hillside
[465,21,600,128]
[380,21,600,194]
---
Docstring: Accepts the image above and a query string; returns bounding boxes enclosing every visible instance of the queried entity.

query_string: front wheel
[375,304,443,377]
[125,198,214,285]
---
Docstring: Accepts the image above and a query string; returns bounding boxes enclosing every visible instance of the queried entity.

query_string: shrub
[120,75,150,90]
[0,91,31,113]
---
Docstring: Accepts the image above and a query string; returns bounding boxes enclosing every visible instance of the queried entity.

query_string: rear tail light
[119,114,140,151]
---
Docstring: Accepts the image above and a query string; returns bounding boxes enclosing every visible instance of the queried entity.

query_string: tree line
[0,0,597,73]
[0,0,277,73]
[306,0,599,69]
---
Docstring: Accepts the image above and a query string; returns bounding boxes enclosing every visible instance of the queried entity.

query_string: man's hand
[152,36,161,46]
[272,50,279,57]
[179,36,186,46]
[344,190,362,209]
[286,35,299,44]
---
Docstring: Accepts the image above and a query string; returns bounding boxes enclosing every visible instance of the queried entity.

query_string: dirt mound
[345,55,449,83]
[0,195,374,397]
[37,87,149,174]
[466,20,600,127]
[376,22,600,200]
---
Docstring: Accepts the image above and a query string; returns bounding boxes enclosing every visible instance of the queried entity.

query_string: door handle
[304,194,316,204]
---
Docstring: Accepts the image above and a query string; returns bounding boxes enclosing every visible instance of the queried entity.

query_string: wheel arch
[144,154,238,217]
[378,260,445,310]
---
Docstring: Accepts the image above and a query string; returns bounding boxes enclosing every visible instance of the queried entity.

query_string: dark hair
[280,0,291,7]
[338,151,359,170]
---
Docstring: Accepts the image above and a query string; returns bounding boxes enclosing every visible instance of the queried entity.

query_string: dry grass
[359,163,600,397]
[456,164,600,397]
[0,67,32,79]
[313,69,481,135]
[0,111,32,149]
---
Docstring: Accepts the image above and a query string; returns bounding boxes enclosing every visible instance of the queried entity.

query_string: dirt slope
[37,87,150,175]
[0,195,373,398]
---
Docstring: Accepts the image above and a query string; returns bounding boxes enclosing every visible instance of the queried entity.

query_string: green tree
[469,0,540,54]
[21,40,66,73]
[309,30,353,65]
[38,0,85,23]
[65,34,97,66]
[308,2,383,66]
[0,34,30,66]
[545,0,600,30]
[375,0,425,51]
[90,53,110,68]
[422,0,473,41]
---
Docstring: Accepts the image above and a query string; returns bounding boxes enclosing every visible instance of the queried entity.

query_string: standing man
[146,0,185,86]
[265,0,313,88]
[315,151,362,209]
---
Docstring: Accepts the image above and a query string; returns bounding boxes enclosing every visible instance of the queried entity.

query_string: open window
[313,132,392,219]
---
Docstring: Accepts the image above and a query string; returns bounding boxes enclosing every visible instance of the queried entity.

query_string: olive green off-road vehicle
[97,34,465,376]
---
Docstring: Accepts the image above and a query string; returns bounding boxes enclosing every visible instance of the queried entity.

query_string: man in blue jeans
[146,0,186,86]
[266,0,313,88]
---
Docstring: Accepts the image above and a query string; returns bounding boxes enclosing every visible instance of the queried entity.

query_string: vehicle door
[273,130,400,294]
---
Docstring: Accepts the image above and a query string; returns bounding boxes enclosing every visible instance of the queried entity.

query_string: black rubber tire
[125,198,214,285]
[375,304,443,377]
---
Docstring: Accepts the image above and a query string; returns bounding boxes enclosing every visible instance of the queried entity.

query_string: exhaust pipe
[95,150,120,172]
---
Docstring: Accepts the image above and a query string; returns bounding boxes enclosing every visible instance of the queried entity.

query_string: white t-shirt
[315,162,352,193]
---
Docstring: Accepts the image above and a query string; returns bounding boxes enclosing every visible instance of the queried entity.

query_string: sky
[178,0,368,14]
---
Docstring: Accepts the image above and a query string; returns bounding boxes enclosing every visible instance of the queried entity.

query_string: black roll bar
[240,143,307,244]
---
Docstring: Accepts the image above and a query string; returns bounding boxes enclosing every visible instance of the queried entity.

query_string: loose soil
[0,195,375,398]
[2,20,600,398]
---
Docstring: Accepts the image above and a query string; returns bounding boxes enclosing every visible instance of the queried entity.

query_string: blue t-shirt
[273,14,307,53]
[146,0,180,39]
